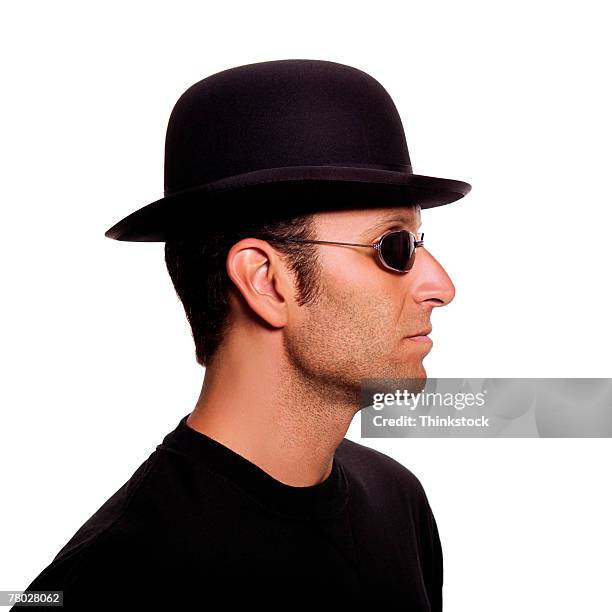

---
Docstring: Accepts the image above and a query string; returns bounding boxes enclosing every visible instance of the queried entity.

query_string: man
[18,59,470,610]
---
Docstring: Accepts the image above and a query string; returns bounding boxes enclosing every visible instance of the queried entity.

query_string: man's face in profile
[282,205,455,397]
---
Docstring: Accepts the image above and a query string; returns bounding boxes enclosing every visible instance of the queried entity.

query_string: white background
[2,2,611,610]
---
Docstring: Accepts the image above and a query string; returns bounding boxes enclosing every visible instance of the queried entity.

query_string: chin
[416,363,428,378]
[386,361,427,381]
[376,364,428,395]
[410,365,428,382]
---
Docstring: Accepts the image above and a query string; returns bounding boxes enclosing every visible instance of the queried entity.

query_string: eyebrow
[359,213,422,238]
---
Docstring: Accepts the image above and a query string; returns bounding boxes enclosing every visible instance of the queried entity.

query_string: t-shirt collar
[157,414,349,520]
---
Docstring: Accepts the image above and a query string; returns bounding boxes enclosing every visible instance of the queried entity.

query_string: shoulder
[22,450,183,593]
[23,444,243,591]
[21,538,174,608]
[47,450,164,561]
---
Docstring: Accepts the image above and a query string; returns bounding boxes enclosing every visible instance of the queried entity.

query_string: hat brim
[104,165,472,241]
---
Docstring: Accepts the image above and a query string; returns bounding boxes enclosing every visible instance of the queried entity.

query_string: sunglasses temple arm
[269,238,373,248]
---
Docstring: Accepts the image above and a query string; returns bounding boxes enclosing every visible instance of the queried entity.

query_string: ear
[225,238,292,329]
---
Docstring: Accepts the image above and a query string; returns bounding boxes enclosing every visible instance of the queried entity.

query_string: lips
[407,335,432,343]
[406,328,432,338]
[404,327,433,346]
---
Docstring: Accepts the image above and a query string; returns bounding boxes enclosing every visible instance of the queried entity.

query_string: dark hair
[165,214,321,367]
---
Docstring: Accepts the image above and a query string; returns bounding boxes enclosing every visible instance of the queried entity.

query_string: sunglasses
[256,229,425,273]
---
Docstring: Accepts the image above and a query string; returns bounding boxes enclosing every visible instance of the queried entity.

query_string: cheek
[318,259,404,340]
[320,246,372,287]
[285,274,427,385]
[294,271,401,358]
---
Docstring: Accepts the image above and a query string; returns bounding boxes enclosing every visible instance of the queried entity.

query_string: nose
[408,246,456,308]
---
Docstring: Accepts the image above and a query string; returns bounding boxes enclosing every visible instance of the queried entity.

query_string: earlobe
[226,239,288,329]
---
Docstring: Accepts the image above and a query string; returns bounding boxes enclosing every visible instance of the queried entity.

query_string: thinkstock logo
[360,378,612,438]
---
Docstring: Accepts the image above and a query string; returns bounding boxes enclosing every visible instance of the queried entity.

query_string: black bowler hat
[104,59,472,242]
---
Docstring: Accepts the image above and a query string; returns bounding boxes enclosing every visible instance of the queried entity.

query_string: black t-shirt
[17,414,443,610]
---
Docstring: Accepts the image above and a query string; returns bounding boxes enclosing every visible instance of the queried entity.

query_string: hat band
[317,161,413,172]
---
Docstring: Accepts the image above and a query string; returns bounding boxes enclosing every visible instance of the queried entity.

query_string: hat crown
[164,59,412,196]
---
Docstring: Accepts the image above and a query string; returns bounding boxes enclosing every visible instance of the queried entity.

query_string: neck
[186,344,358,488]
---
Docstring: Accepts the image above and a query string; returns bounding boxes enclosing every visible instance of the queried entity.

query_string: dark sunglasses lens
[379,231,414,271]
